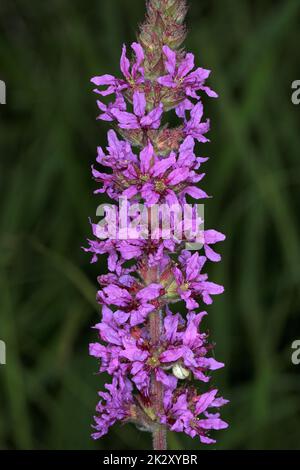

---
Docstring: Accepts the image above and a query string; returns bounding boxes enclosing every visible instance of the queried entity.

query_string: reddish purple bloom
[184,102,211,143]
[112,91,163,130]
[98,278,163,326]
[171,252,224,309]
[91,43,145,97]
[96,94,126,122]
[91,135,209,205]
[158,46,218,100]
[92,375,134,439]
[162,388,228,444]
[91,307,223,396]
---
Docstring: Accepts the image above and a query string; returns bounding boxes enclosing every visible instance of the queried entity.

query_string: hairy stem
[150,309,167,450]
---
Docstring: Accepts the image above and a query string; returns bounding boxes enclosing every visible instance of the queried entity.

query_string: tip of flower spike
[138,0,188,77]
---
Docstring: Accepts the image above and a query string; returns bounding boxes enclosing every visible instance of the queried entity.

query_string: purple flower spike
[87,0,228,451]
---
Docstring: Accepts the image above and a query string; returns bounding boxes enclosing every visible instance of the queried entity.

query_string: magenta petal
[160,347,185,363]
[99,324,122,346]
[118,241,143,259]
[120,44,130,79]
[195,390,218,414]
[152,154,176,177]
[121,337,148,361]
[131,42,144,67]
[162,45,177,75]
[202,85,218,98]
[140,104,163,128]
[89,343,105,358]
[137,283,162,301]
[198,418,228,431]
[122,185,139,198]
[158,75,176,88]
[190,67,211,82]
[180,136,195,155]
[108,251,118,271]
[141,184,160,205]
[184,186,209,199]
[204,245,221,262]
[91,74,116,86]
[140,141,154,173]
[112,110,140,129]
[186,253,201,281]
[171,420,184,433]
[178,53,195,78]
[156,369,177,391]
[202,282,225,295]
[130,305,154,326]
[204,229,226,244]
[167,167,189,186]
[164,314,179,342]
[198,357,225,371]
[173,266,184,285]
[114,310,130,325]
[191,101,204,123]
[211,397,230,408]
[133,91,146,117]
[176,99,193,118]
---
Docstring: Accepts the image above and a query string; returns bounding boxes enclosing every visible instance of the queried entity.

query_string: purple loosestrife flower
[162,388,228,444]
[91,43,145,97]
[96,94,126,122]
[97,130,138,169]
[118,239,175,267]
[183,102,211,143]
[198,230,226,262]
[97,277,164,326]
[158,46,218,101]
[92,375,134,439]
[171,251,224,308]
[111,91,163,131]
[92,136,209,204]
[87,0,228,450]
[91,307,223,398]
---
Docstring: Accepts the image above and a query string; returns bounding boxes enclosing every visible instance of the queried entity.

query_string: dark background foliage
[0,0,300,450]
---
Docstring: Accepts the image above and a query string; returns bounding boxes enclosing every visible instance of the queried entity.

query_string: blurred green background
[0,0,300,450]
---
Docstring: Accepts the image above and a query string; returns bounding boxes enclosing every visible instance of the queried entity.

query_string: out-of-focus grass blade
[0,272,33,449]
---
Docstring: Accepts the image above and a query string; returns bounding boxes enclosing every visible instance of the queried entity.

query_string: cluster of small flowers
[86,0,228,447]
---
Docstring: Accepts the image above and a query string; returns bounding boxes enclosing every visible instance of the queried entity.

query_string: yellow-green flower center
[140,174,149,182]
[155,180,167,193]
[147,356,160,368]
[180,282,190,292]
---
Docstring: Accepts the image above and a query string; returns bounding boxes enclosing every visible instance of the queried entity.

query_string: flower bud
[139,0,188,77]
